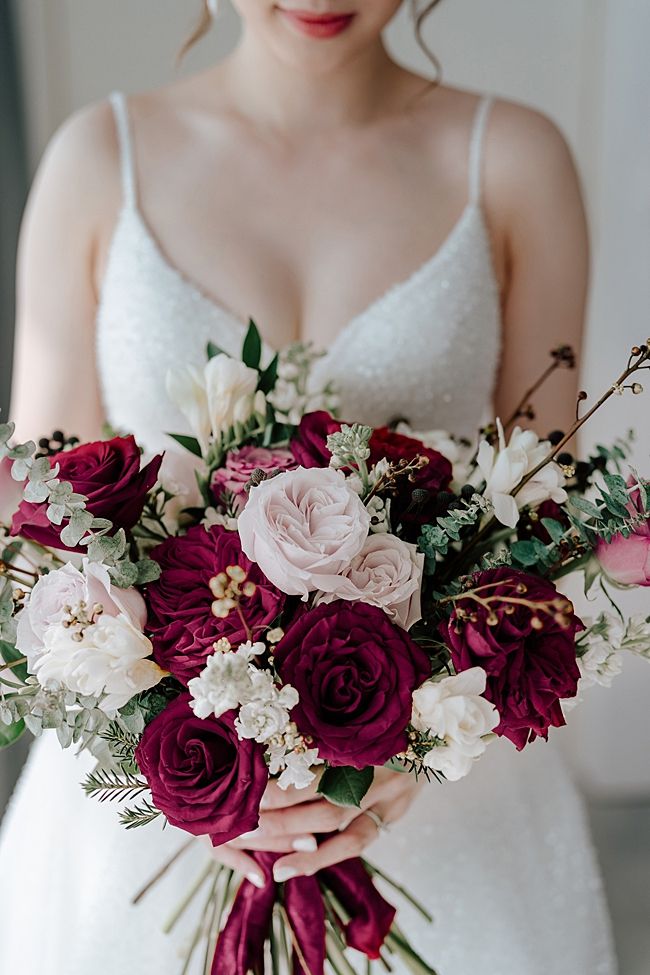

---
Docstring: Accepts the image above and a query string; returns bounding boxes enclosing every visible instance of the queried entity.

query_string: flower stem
[163,861,215,934]
[132,837,196,905]
[363,860,434,924]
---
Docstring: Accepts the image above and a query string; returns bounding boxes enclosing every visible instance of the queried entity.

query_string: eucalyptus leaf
[109,561,139,589]
[0,422,15,446]
[60,509,94,548]
[510,540,545,567]
[134,559,162,584]
[540,517,565,544]
[242,319,262,371]
[317,765,374,808]
[570,497,603,521]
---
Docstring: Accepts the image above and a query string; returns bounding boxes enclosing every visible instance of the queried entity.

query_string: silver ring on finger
[362,808,388,833]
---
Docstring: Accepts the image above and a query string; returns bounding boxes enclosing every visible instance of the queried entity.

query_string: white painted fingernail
[247,872,266,889]
[273,865,298,883]
[292,835,317,853]
[240,829,260,840]
[260,795,272,810]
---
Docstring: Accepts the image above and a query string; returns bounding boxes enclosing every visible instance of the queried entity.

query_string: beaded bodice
[97,92,501,451]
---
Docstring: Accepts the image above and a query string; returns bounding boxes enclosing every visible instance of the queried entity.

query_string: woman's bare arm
[490,101,590,436]
[10,101,119,444]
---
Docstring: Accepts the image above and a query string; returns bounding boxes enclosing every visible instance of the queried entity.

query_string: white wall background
[10,0,650,797]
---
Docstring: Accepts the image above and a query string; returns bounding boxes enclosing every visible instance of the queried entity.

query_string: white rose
[476,419,567,528]
[412,667,500,782]
[238,467,371,599]
[34,613,163,713]
[16,560,147,673]
[314,533,423,630]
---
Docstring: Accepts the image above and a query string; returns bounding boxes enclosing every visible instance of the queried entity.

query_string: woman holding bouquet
[2,1,615,973]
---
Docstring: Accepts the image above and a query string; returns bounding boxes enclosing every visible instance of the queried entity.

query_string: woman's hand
[203,768,421,887]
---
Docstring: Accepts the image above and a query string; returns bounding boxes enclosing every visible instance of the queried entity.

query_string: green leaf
[109,561,139,588]
[510,540,543,567]
[0,640,28,682]
[134,559,162,584]
[603,473,630,507]
[258,353,279,395]
[206,341,226,361]
[317,765,374,808]
[0,718,25,748]
[570,497,603,521]
[168,433,203,458]
[242,319,262,371]
[540,517,565,545]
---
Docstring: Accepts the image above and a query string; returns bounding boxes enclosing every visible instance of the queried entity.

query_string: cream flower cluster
[411,668,500,781]
[188,637,320,789]
[16,561,164,714]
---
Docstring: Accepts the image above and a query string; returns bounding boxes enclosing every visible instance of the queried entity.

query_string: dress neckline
[100,197,492,360]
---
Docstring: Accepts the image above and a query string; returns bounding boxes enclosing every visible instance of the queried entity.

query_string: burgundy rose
[212,446,297,511]
[290,411,342,468]
[275,600,431,768]
[369,428,452,538]
[148,524,285,684]
[135,694,268,845]
[441,567,583,749]
[11,436,162,550]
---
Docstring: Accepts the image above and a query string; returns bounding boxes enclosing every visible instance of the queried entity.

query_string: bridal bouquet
[1,324,650,975]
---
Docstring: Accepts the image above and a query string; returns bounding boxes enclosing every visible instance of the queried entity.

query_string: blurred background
[1,0,649,970]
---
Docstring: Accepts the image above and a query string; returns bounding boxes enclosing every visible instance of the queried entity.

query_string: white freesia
[206,354,259,435]
[167,354,260,455]
[412,667,500,781]
[16,560,147,673]
[34,614,163,714]
[475,419,567,528]
[315,533,423,630]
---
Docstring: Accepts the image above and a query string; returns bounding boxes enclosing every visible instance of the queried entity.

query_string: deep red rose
[135,694,268,845]
[290,411,342,468]
[275,600,431,768]
[11,436,161,550]
[441,567,583,749]
[369,428,452,539]
[147,524,285,684]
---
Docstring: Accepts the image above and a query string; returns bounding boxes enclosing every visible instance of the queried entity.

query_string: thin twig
[132,837,196,905]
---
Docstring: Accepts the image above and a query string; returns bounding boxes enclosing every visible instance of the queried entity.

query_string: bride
[2,2,616,973]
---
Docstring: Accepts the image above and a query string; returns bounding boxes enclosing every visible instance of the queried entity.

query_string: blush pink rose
[238,466,371,599]
[595,481,650,586]
[314,533,423,630]
[211,446,297,512]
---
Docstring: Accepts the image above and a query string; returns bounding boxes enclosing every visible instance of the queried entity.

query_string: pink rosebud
[595,479,650,587]
[211,446,297,512]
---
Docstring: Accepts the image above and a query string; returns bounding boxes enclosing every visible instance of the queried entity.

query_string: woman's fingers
[261,778,320,810]
[228,829,318,854]
[271,812,379,881]
[200,835,267,889]
[259,797,354,836]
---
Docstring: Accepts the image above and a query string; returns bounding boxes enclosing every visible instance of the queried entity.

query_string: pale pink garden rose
[16,560,147,672]
[158,448,204,530]
[211,446,297,512]
[238,466,371,599]
[0,456,23,527]
[596,483,650,586]
[314,533,424,630]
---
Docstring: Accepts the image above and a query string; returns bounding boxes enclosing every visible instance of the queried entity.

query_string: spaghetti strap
[468,94,494,207]
[109,91,137,209]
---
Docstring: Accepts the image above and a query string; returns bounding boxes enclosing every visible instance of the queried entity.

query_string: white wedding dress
[0,92,617,975]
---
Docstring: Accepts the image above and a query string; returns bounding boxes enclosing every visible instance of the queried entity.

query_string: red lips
[277,8,356,38]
